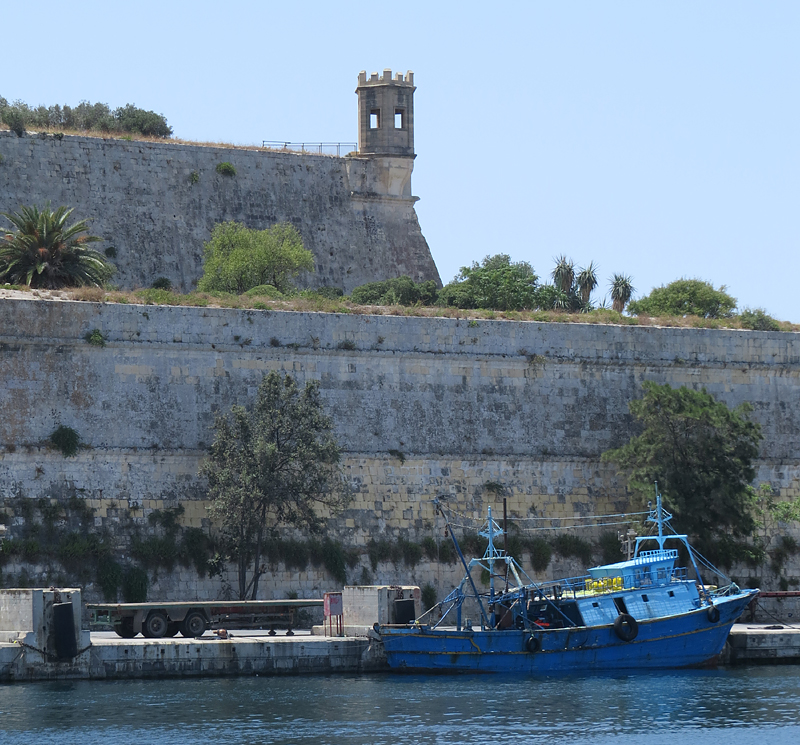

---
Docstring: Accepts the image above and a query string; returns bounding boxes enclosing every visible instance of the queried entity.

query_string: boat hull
[381,592,754,673]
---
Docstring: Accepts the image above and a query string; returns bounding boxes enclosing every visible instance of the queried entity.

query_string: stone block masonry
[0,130,440,292]
[0,297,799,600]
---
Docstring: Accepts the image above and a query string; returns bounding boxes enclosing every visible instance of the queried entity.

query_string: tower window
[394,109,405,129]
[369,109,380,129]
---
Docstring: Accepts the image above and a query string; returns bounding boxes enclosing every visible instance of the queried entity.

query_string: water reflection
[0,666,798,744]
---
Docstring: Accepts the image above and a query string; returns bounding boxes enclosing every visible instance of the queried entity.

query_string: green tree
[602,382,763,555]
[610,274,635,313]
[198,222,314,295]
[201,372,351,599]
[0,203,115,288]
[438,254,539,310]
[627,279,736,318]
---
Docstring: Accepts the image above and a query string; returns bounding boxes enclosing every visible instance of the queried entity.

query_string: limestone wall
[0,131,440,292]
[0,297,799,602]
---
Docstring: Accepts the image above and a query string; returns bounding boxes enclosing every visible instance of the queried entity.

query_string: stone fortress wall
[0,297,798,601]
[0,69,440,293]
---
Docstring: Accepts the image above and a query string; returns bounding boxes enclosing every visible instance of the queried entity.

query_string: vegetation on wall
[0,497,220,602]
[215,162,236,177]
[48,425,81,457]
[198,221,314,295]
[0,96,172,137]
[350,276,438,306]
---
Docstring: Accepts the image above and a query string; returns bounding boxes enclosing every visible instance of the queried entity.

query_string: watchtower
[356,70,415,157]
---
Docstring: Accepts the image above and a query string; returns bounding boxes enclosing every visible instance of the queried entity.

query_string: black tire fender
[614,613,638,642]
[707,605,721,623]
[526,635,541,653]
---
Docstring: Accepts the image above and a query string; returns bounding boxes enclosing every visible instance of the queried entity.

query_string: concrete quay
[724,623,800,665]
[0,630,385,682]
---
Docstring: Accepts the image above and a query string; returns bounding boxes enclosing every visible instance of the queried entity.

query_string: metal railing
[261,141,357,157]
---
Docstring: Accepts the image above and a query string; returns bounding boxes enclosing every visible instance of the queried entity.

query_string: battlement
[356,68,416,157]
[357,69,415,87]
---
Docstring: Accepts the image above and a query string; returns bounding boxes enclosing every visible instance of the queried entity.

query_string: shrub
[598,531,623,565]
[84,329,106,347]
[189,171,200,184]
[350,276,438,306]
[739,308,781,332]
[95,559,122,601]
[2,105,28,136]
[421,583,437,612]
[337,339,356,350]
[552,534,594,565]
[216,162,236,177]
[308,286,344,300]
[181,527,215,576]
[367,538,401,570]
[460,532,488,557]
[49,425,81,457]
[244,284,284,298]
[122,565,148,602]
[113,104,172,137]
[628,279,737,318]
[151,277,172,291]
[527,537,552,573]
[198,222,313,295]
[308,538,349,585]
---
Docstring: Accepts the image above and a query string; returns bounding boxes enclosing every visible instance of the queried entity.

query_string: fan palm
[0,203,114,288]
[610,274,635,313]
[577,262,598,305]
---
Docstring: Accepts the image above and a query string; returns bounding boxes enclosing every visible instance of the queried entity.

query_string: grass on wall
[6,285,796,331]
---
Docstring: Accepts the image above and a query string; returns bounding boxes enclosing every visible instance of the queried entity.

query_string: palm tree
[552,256,575,296]
[610,274,635,313]
[0,203,114,289]
[577,262,598,305]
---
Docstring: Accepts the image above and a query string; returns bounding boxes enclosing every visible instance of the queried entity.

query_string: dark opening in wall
[394,109,405,129]
[370,110,380,129]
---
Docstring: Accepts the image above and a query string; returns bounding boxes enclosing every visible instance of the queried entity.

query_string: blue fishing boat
[379,491,757,672]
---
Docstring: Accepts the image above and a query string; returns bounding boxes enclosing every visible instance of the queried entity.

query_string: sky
[3,1,799,321]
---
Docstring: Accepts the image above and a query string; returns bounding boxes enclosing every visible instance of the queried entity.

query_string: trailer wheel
[143,611,169,638]
[114,617,136,638]
[180,611,207,638]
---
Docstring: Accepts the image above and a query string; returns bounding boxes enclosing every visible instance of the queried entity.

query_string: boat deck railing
[506,566,689,604]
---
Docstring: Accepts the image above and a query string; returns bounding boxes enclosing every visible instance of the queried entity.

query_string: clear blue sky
[4,1,799,321]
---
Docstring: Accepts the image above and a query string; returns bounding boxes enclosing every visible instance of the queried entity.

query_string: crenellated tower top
[356,69,416,157]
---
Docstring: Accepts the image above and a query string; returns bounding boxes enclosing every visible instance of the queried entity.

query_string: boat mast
[488,506,495,629]
[434,499,490,628]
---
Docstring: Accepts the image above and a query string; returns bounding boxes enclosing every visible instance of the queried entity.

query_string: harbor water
[1,665,799,744]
